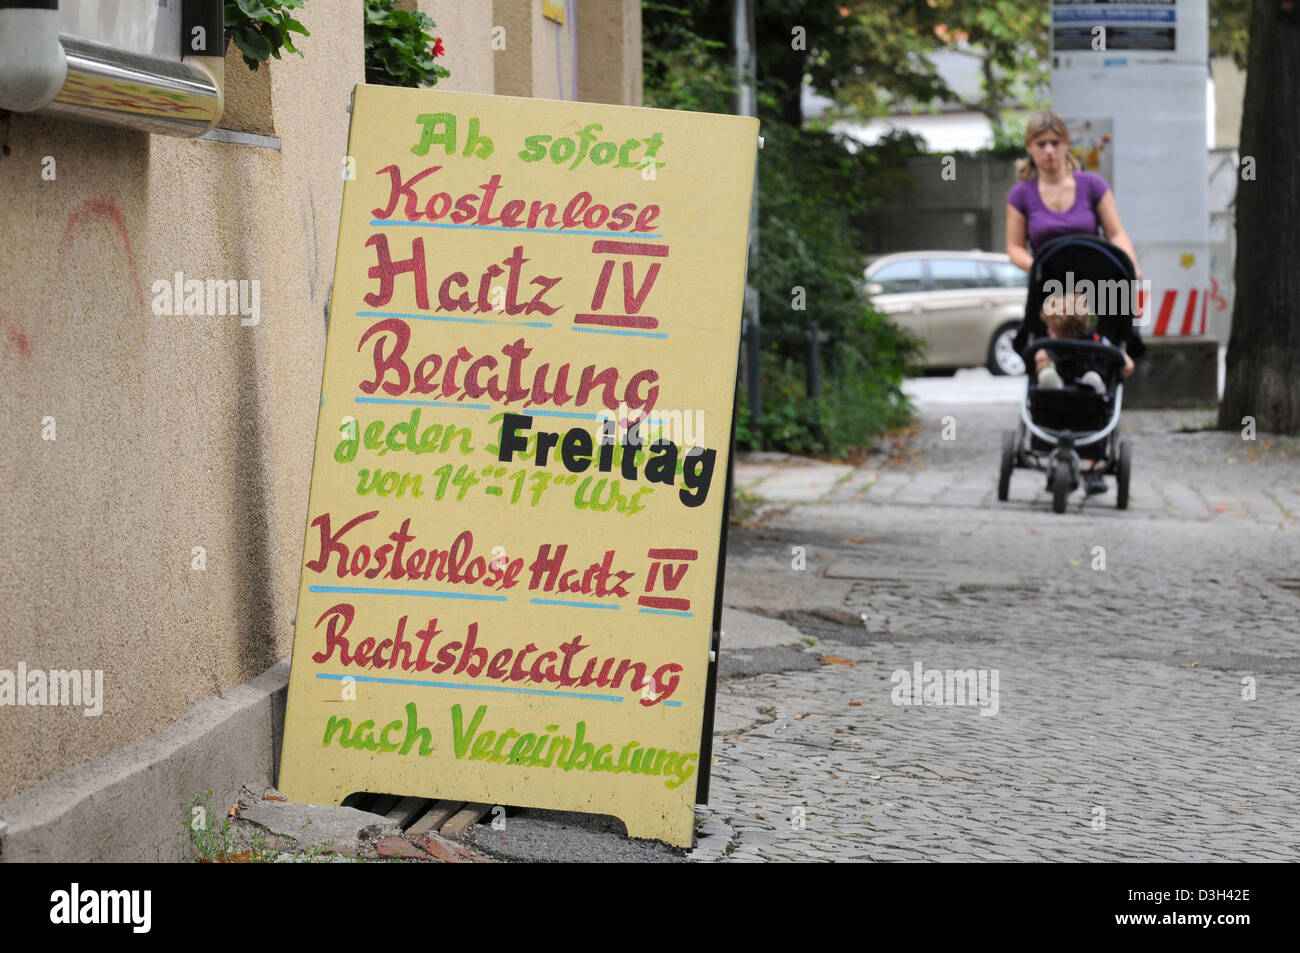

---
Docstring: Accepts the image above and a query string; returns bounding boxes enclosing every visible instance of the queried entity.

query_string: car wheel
[987,322,1025,376]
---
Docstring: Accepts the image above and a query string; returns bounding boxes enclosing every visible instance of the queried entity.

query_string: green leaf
[235,0,272,20]
[232,28,272,65]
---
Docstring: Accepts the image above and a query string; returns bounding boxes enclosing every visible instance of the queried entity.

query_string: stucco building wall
[0,0,642,818]
[0,0,358,802]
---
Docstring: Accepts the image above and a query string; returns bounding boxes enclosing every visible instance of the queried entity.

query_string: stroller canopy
[1013,233,1146,360]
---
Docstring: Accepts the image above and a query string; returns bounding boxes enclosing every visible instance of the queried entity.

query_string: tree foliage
[644,0,1052,132]
[642,1,923,456]
[1210,0,1253,68]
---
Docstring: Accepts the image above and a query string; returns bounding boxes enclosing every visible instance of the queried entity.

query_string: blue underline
[314,672,622,702]
[638,608,696,618]
[348,399,609,419]
[353,397,493,410]
[358,309,552,328]
[573,327,669,339]
[309,585,507,601]
[527,409,606,419]
[530,598,621,610]
[370,219,662,239]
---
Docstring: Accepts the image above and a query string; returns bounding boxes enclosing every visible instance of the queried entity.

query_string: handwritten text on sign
[279,87,757,846]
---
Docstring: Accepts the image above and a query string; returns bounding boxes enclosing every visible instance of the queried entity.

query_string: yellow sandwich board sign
[278,85,757,847]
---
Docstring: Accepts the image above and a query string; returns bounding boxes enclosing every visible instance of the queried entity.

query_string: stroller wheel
[998,430,1016,501]
[1051,460,1071,514]
[1116,439,1132,509]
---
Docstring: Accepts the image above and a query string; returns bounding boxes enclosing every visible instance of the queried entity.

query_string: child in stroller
[998,234,1144,513]
[1035,291,1134,395]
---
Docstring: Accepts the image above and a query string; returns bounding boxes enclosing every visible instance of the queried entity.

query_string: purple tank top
[1007,171,1109,251]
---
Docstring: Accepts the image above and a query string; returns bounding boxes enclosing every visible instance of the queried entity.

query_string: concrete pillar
[490,0,641,105]
[492,0,535,97]
[579,0,642,106]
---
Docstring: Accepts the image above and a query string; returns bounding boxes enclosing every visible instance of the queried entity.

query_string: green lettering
[616,137,641,168]
[401,701,435,756]
[519,134,550,163]
[450,703,488,759]
[492,728,520,763]
[615,741,639,773]
[470,731,497,760]
[412,112,456,156]
[322,715,351,747]
[348,719,376,750]
[509,733,537,764]
[664,752,699,790]
[334,419,360,463]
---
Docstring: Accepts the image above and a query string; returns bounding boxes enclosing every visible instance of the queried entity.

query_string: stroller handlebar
[1025,336,1128,364]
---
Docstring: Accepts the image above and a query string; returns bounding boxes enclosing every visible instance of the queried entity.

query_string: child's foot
[1084,470,1107,495]
[1080,370,1105,394]
[1038,365,1063,389]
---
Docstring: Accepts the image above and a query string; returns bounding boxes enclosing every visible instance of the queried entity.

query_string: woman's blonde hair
[1015,111,1082,181]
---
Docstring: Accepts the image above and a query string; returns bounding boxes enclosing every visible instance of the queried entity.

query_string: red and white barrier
[1137,287,1212,336]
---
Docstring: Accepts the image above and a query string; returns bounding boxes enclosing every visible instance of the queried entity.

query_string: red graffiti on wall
[0,307,31,358]
[59,196,145,308]
[1209,276,1228,313]
[2,195,145,359]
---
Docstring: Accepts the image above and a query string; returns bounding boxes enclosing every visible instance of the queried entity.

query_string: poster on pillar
[278,85,758,847]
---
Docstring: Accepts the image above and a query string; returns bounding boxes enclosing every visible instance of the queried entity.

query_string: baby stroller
[997,234,1146,514]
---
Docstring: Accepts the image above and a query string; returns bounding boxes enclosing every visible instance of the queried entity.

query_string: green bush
[364,0,450,88]
[225,0,309,71]
[739,124,921,456]
[641,2,734,114]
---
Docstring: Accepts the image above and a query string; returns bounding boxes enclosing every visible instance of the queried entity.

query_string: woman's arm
[1005,204,1033,272]
[1095,190,1142,279]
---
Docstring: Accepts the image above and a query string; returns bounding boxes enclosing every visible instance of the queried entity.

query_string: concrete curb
[0,659,289,862]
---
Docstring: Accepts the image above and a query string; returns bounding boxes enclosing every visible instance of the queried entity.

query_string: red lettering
[364,234,429,310]
[305,510,380,576]
[311,603,356,664]
[373,164,440,220]
[357,318,411,396]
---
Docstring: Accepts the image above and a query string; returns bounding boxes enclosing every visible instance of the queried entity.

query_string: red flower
[431,37,446,58]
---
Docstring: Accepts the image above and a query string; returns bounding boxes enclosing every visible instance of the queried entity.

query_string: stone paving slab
[735,462,854,502]
[701,406,1300,863]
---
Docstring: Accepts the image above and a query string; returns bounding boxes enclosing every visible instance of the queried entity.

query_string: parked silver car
[864,250,1028,375]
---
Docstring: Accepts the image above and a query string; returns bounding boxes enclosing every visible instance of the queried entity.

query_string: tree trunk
[1217,0,1300,433]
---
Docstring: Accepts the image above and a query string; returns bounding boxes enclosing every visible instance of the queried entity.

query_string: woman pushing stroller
[996,112,1144,511]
